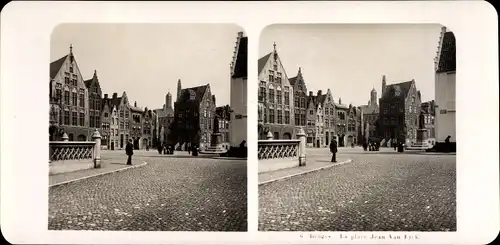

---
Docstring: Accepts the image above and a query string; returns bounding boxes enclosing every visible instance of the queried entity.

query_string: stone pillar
[297,127,306,166]
[266,131,273,140]
[62,133,69,142]
[92,129,102,168]
[417,129,428,143]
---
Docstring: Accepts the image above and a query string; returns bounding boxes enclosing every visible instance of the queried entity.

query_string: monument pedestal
[407,129,431,150]
[200,132,228,154]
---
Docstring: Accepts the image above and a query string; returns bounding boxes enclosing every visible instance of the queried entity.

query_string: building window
[55,88,62,101]
[263,109,267,123]
[79,93,84,107]
[295,115,300,126]
[71,111,78,126]
[309,110,313,115]
[72,92,77,106]
[269,109,275,124]
[273,64,278,71]
[79,112,84,126]
[259,87,266,102]
[295,96,299,107]
[104,112,109,118]
[125,111,129,119]
[285,111,290,124]
[63,110,69,125]
[120,122,124,129]
[269,89,275,103]
[65,77,70,85]
[64,91,70,105]
[268,70,274,82]
[284,90,289,105]
[276,91,282,105]
[277,110,283,124]
[96,116,100,128]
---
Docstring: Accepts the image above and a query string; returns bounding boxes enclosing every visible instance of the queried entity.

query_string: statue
[419,112,425,129]
[213,116,220,133]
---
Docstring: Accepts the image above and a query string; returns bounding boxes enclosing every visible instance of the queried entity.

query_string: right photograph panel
[257,24,456,232]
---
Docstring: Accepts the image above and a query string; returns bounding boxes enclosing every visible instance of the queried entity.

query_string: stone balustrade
[258,127,306,173]
[49,129,102,175]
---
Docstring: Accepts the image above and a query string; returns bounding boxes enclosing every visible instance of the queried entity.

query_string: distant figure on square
[126,139,134,165]
[329,138,338,163]
[445,135,451,152]
[187,142,191,155]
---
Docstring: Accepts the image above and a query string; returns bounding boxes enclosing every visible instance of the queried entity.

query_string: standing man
[126,139,134,165]
[329,138,338,163]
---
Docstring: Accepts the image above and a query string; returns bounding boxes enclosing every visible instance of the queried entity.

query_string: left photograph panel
[48,23,248,231]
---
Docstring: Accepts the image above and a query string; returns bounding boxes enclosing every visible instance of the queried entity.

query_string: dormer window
[189,90,196,100]
[69,66,73,73]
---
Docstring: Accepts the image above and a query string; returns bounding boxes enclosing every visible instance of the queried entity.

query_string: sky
[51,23,243,109]
[259,24,443,106]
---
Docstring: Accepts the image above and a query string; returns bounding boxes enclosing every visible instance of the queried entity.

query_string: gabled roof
[437,32,456,73]
[258,52,272,74]
[381,81,413,100]
[176,84,209,103]
[232,36,248,78]
[50,55,68,79]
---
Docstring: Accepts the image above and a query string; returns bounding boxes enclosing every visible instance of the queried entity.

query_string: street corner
[258,158,353,186]
[49,161,148,188]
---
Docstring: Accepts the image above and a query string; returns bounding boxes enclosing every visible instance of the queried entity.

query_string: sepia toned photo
[48,23,248,231]
[257,24,456,231]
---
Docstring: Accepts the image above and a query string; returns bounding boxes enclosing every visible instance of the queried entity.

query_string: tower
[381,75,387,95]
[176,79,182,101]
[370,87,377,105]
[166,91,172,109]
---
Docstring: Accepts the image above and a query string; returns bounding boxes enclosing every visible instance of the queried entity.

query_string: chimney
[309,91,313,96]
[134,101,137,107]
[112,93,118,99]
[317,90,322,96]
[339,97,342,104]
[104,94,108,99]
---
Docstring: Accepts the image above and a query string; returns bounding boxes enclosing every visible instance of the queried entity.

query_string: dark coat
[329,140,338,153]
[125,142,134,156]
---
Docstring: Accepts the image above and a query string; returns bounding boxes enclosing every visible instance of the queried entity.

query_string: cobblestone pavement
[259,147,456,231]
[49,155,247,231]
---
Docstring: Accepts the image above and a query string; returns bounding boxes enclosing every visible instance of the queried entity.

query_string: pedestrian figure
[362,142,367,151]
[192,144,199,156]
[445,135,451,152]
[187,142,191,155]
[125,139,134,165]
[397,141,404,153]
[329,138,338,163]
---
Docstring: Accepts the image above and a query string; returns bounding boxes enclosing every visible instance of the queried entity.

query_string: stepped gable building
[320,89,336,147]
[101,93,122,150]
[305,91,320,147]
[305,89,336,148]
[289,68,308,128]
[360,87,380,142]
[421,100,436,140]
[346,104,362,146]
[216,105,231,149]
[49,45,92,141]
[154,91,175,146]
[335,98,349,147]
[141,107,153,149]
[84,70,103,130]
[130,101,144,149]
[229,32,247,147]
[173,81,216,150]
[434,27,456,143]
[112,92,131,149]
[258,42,295,140]
[379,76,422,145]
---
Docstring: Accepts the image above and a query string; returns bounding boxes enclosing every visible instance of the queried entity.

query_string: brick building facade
[379,76,422,145]
[258,43,295,140]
